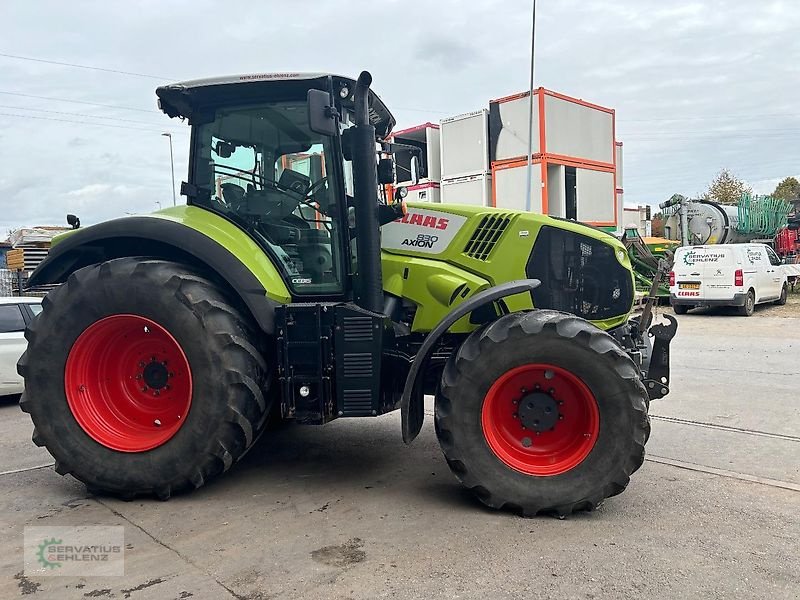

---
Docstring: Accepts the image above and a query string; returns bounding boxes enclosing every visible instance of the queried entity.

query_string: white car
[0,297,42,396]
[670,243,788,316]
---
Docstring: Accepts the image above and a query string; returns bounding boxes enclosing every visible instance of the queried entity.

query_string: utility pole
[524,0,537,213]
[162,132,177,206]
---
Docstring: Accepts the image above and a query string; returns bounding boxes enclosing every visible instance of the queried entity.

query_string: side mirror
[410,155,420,186]
[66,214,81,229]
[341,129,353,161]
[214,140,234,158]
[307,89,337,137]
[377,158,394,185]
[393,186,408,202]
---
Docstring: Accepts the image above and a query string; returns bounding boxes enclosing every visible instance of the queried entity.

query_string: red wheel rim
[64,314,193,452]
[481,364,599,476]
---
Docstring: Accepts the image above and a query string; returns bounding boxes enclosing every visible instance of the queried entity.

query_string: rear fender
[400,279,540,443]
[28,209,291,333]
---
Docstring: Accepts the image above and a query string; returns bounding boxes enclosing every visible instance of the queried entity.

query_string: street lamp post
[524,0,537,213]
[161,132,177,207]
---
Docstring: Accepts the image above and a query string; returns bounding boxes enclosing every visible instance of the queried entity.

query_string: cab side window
[766,247,782,266]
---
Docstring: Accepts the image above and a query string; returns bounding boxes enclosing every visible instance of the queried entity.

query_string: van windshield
[677,247,734,267]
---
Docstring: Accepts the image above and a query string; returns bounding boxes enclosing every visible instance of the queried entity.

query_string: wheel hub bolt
[141,386,148,392]
[154,419,161,427]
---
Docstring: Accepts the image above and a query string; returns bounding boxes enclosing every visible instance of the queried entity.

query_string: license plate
[679,283,700,290]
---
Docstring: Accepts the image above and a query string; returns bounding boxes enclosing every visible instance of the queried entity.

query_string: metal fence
[0,268,53,297]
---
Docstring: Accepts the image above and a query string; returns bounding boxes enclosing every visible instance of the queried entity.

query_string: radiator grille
[463,214,512,260]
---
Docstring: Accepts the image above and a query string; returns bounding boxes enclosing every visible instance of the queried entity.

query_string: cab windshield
[192,102,345,296]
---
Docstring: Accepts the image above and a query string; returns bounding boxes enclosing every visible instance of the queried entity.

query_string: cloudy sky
[2,0,799,232]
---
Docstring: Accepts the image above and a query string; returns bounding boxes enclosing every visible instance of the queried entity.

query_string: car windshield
[192,102,344,296]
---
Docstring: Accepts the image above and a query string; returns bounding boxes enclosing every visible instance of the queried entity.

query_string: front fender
[400,279,540,443]
[29,207,291,333]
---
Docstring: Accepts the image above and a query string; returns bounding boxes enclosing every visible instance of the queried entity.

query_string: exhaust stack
[351,71,384,314]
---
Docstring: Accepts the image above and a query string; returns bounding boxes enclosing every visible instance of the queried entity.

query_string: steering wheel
[219,182,247,210]
[215,165,332,218]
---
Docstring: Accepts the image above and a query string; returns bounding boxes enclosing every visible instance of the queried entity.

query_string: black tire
[774,284,788,306]
[435,310,649,517]
[736,289,755,316]
[672,304,689,315]
[18,258,271,499]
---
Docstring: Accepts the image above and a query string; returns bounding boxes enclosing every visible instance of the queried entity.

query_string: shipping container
[543,91,614,166]
[403,182,440,203]
[492,159,544,213]
[441,173,491,206]
[576,168,616,225]
[489,88,615,168]
[492,158,616,226]
[439,110,490,180]
[489,92,541,163]
[389,123,441,185]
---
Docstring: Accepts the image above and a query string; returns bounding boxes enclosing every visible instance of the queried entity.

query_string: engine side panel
[381,202,634,331]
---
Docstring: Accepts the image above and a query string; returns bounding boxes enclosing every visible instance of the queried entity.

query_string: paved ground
[1,302,799,599]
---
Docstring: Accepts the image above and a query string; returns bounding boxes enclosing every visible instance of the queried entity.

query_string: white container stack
[439,110,492,206]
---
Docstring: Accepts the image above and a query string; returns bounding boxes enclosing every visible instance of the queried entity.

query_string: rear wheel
[672,304,689,315]
[736,289,755,316]
[435,310,649,517]
[18,258,271,499]
[774,284,788,306]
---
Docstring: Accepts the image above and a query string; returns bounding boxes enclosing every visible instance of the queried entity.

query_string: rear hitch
[642,314,677,400]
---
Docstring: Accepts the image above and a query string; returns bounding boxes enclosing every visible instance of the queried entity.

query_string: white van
[670,243,788,316]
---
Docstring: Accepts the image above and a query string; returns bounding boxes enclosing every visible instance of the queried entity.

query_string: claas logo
[398,212,449,230]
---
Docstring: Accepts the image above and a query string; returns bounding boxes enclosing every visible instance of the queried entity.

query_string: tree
[650,212,665,238]
[705,169,752,205]
[772,176,800,203]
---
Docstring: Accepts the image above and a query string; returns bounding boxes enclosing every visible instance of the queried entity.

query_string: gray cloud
[1,0,798,232]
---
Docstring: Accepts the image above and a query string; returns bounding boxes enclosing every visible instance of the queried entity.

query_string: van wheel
[672,305,689,315]
[737,289,755,316]
[774,284,788,306]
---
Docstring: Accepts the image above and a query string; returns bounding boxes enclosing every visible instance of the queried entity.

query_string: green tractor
[19,72,676,516]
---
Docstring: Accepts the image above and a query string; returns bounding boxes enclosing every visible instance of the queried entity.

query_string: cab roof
[156,72,396,138]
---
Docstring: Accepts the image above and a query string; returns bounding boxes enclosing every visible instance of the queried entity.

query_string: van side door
[766,246,785,296]
[745,246,772,301]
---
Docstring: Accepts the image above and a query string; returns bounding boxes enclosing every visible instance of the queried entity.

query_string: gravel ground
[1,311,798,599]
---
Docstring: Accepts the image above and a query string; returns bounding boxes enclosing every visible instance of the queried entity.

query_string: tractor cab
[157,73,397,301]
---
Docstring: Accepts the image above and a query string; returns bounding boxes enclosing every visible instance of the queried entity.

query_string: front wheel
[18,258,271,499]
[435,310,649,517]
